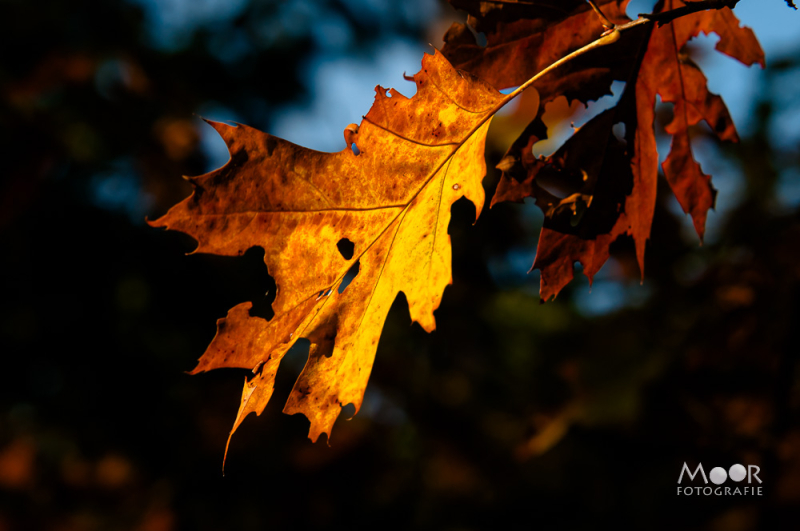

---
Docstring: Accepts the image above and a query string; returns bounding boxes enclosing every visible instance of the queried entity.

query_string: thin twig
[503,0,750,106]
[641,0,740,26]
[586,0,614,29]
[499,26,625,107]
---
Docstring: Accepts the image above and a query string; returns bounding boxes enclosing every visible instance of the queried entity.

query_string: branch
[505,0,759,103]
[641,0,741,26]
[459,0,755,147]
[586,0,614,29]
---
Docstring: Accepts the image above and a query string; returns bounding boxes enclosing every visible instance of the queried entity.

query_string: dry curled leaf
[443,0,631,100]
[151,51,504,454]
[452,0,764,299]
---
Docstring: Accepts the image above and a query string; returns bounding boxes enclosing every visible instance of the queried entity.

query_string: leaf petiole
[586,0,614,29]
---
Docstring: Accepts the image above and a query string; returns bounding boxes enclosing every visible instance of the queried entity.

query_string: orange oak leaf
[150,51,505,453]
[479,1,764,299]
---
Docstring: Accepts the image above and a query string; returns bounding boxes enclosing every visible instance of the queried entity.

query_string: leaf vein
[362,116,461,148]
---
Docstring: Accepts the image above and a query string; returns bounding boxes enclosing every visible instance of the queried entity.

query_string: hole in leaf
[654,95,675,164]
[249,289,276,321]
[273,338,311,397]
[337,238,355,260]
[464,22,487,48]
[218,246,274,321]
[612,122,627,144]
[341,403,356,420]
[316,288,334,300]
[338,260,360,294]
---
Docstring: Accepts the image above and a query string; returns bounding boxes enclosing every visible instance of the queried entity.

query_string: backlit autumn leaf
[152,1,771,453]
[449,0,764,299]
[150,51,505,452]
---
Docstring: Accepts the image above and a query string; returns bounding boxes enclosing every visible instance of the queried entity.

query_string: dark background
[2,0,799,529]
